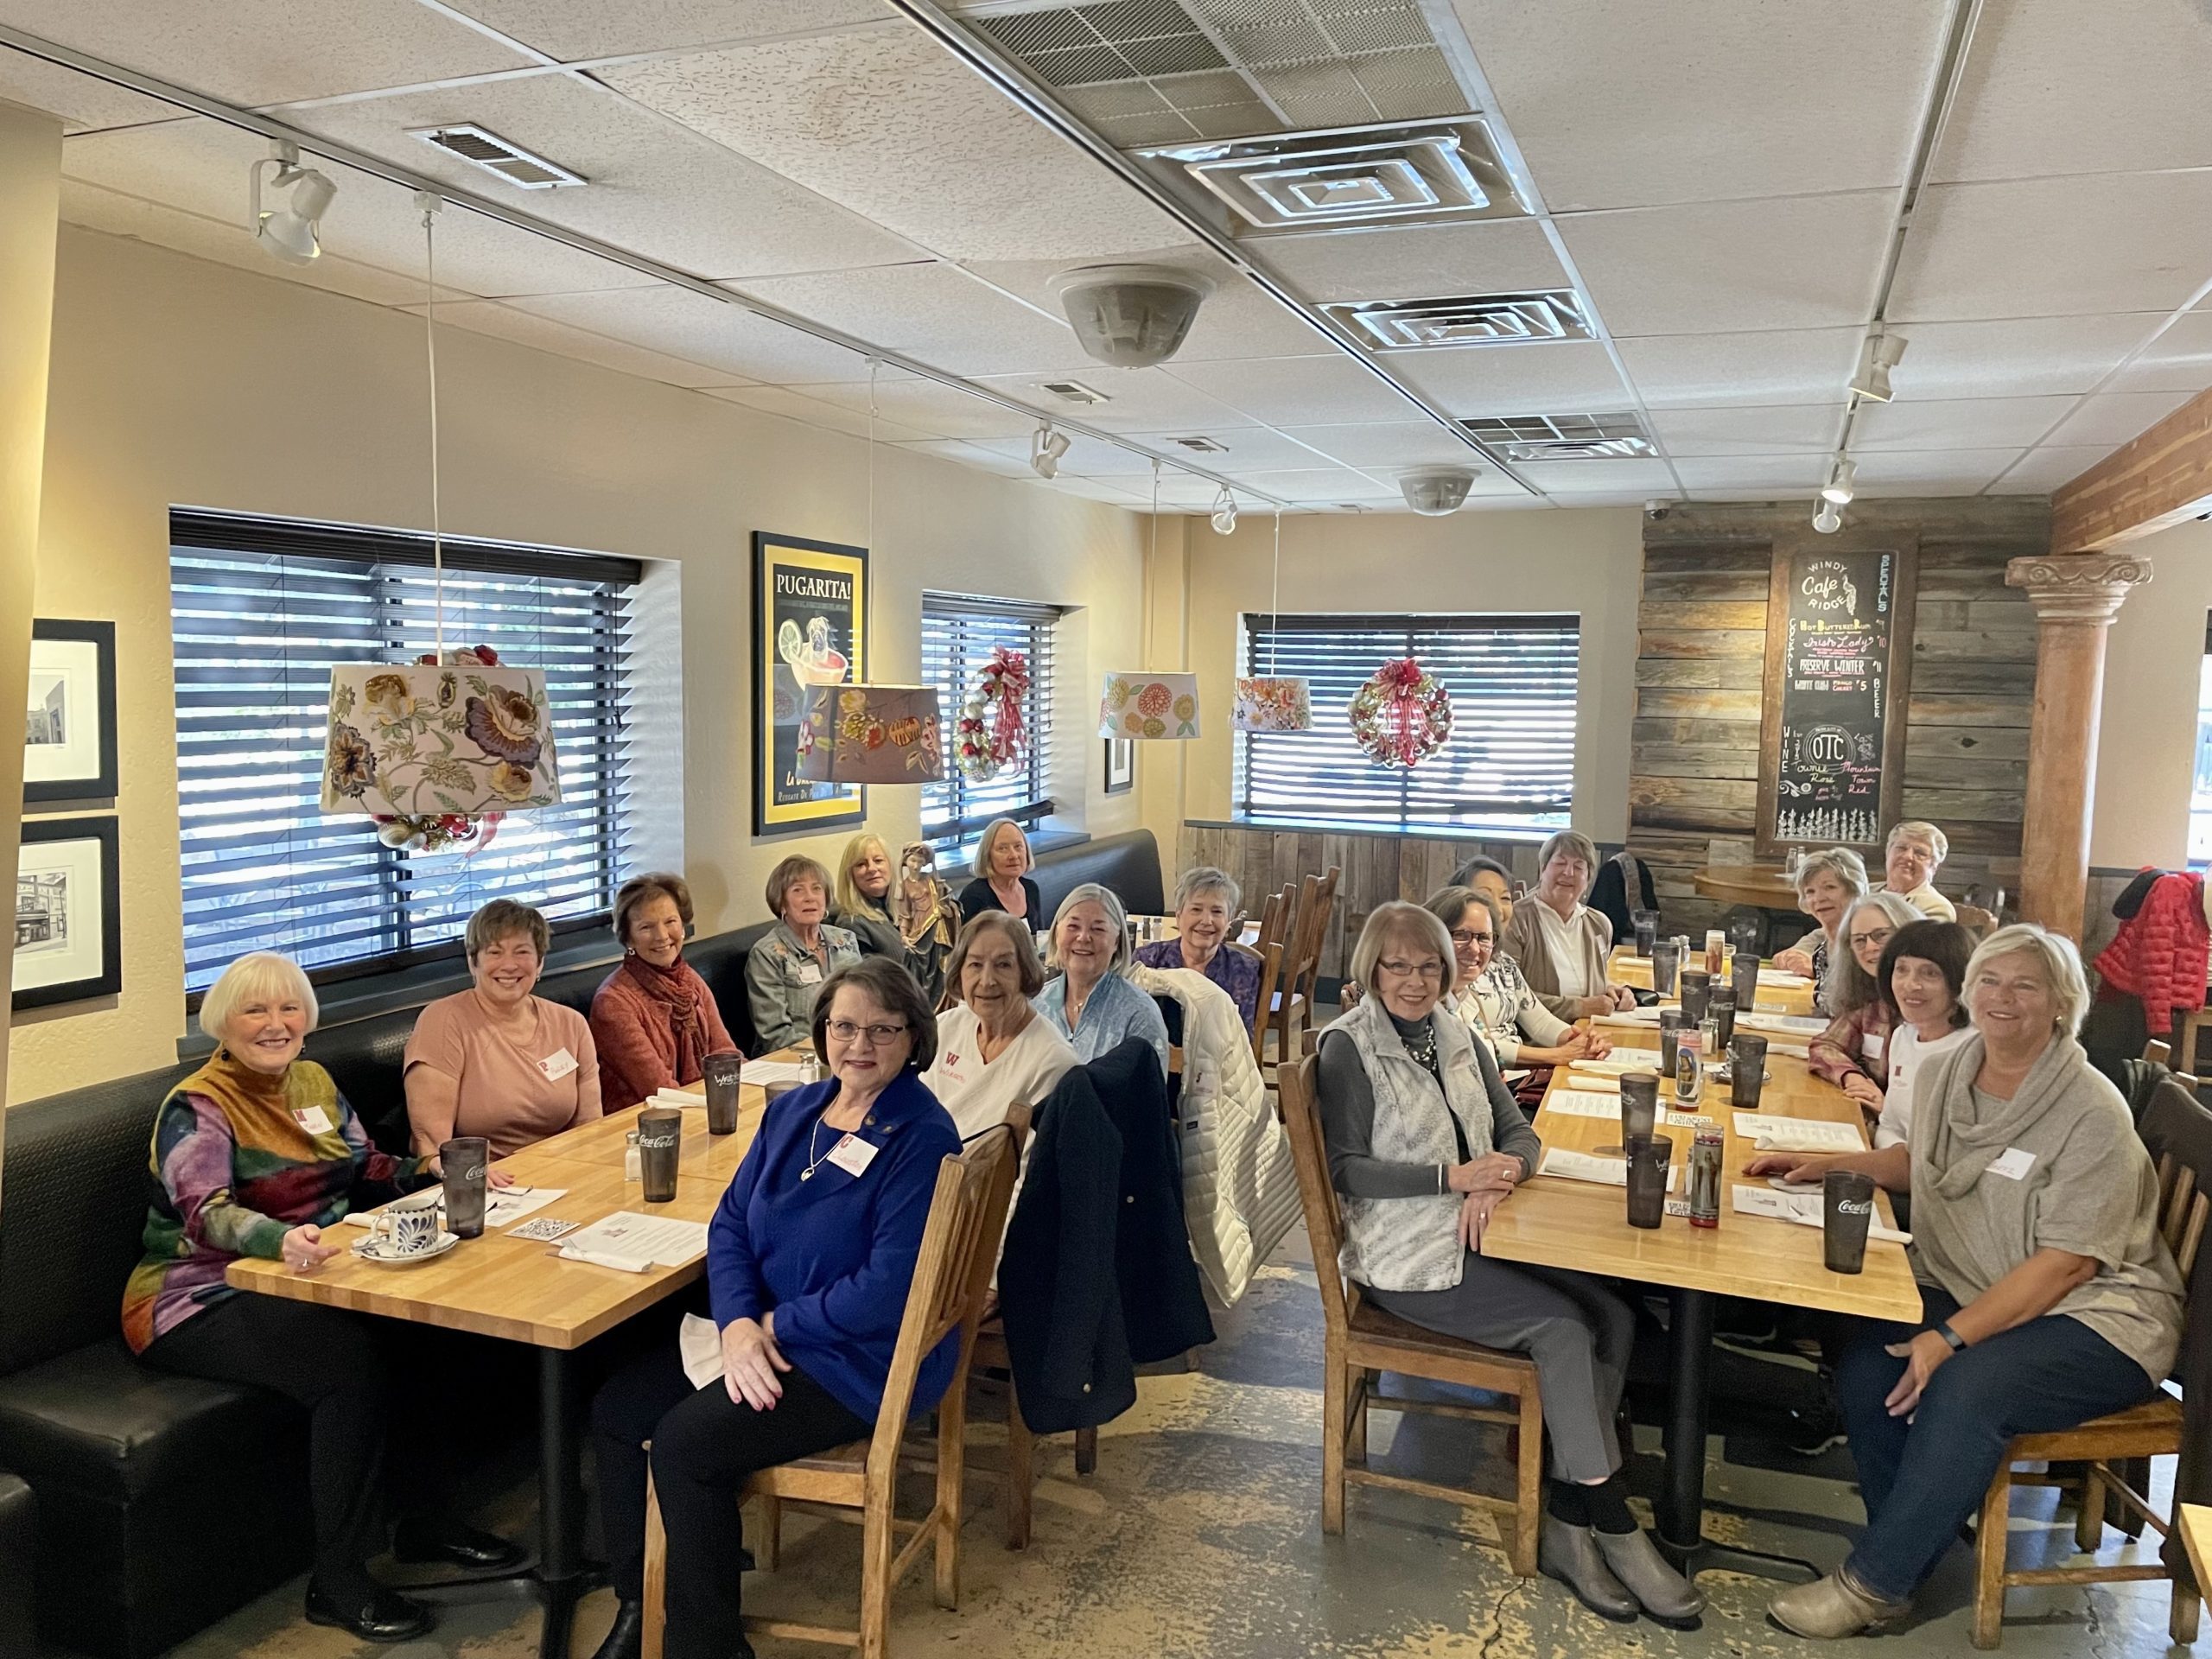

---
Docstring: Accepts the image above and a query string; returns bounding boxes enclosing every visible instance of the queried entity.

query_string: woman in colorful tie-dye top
[123,952,517,1644]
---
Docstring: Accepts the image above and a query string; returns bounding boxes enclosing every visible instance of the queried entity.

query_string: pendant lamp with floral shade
[1233,510,1312,733]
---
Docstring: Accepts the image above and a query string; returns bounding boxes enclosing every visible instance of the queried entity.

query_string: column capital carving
[2005,552,2153,624]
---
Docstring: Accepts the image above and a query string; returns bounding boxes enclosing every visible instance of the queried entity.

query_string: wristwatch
[1935,1320,1967,1353]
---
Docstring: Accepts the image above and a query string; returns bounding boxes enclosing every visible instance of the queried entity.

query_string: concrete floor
[145,1226,2187,1659]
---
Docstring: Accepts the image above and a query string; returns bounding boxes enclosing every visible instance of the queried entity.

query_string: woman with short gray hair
[1134,865,1262,1029]
[1768,923,2182,1638]
[1882,821,1955,922]
[1033,881,1170,1076]
[1498,830,1636,1017]
[1772,848,1872,1003]
[1316,903,1700,1627]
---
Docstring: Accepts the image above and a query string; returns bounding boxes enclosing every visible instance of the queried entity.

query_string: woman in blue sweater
[588,957,960,1659]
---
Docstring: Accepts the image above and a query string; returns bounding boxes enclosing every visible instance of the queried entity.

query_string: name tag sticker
[1863,1033,1886,1062]
[538,1047,579,1082]
[796,963,823,986]
[292,1105,334,1135]
[1988,1147,2037,1181]
[826,1135,879,1177]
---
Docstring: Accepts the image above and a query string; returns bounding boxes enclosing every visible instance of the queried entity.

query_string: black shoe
[392,1516,528,1570]
[1786,1397,1847,1459]
[304,1577,436,1643]
[588,1598,644,1659]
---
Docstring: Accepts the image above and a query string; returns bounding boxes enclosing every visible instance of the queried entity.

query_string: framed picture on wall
[752,531,868,837]
[1103,736,1134,795]
[14,815,123,1011]
[23,619,118,803]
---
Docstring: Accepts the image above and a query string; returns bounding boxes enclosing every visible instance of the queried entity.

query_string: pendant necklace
[799,1116,841,1182]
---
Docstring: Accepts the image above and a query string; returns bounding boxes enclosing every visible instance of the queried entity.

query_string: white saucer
[350,1230,461,1267]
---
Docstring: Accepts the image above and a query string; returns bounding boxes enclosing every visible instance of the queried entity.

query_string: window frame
[918,593,1060,850]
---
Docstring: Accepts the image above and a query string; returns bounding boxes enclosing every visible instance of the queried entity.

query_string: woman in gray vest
[1316,902,1703,1630]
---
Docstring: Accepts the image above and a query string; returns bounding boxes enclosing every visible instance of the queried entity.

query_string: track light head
[251,141,336,265]
[1821,455,1857,505]
[1813,500,1843,534]
[1849,334,1908,403]
[1029,423,1071,480]
[1210,486,1238,535]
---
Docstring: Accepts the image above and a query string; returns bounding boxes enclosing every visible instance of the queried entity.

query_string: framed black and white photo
[14,816,122,1010]
[1103,736,1134,796]
[23,620,118,802]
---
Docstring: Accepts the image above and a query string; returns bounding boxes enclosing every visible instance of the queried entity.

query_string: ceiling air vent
[1461,412,1654,461]
[1037,378,1110,404]
[408,124,586,189]
[1137,118,1527,235]
[1172,435,1227,452]
[1325,289,1592,351]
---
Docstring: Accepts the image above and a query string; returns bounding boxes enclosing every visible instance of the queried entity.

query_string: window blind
[919,594,1058,845]
[1237,613,1580,836]
[170,510,639,997]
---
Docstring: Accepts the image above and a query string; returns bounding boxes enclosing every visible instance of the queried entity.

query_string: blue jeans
[1834,1284,2156,1602]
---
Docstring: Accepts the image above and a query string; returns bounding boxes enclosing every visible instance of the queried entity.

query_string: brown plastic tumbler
[1730,1033,1770,1108]
[440,1136,488,1239]
[1732,950,1761,1010]
[1679,969,1711,1025]
[704,1052,742,1136]
[1823,1169,1877,1274]
[638,1107,683,1204]
[1619,1071,1661,1144]
[1658,1009,1684,1078]
[1651,938,1681,997]
[1626,1136,1673,1230]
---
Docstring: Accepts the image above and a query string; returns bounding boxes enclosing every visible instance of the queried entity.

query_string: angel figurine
[896,842,957,1005]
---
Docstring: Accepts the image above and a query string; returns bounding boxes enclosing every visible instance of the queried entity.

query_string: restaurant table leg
[538,1345,588,1659]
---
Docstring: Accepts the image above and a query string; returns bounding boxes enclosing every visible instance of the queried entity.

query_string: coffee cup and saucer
[350,1192,460,1268]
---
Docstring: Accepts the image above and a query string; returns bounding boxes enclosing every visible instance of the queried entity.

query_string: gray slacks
[1369,1253,1634,1482]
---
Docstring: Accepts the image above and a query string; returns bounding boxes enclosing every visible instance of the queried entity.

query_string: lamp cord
[1268,508,1282,675]
[867,358,878,557]
[420,194,444,662]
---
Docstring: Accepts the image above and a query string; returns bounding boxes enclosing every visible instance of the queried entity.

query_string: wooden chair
[639,1124,1020,1659]
[2148,1039,2175,1069]
[1275,1053,1543,1574]
[2177,1008,2212,1078]
[1245,886,1294,1071]
[968,1326,1096,1551]
[1967,1075,2212,1648]
[1265,868,1341,1082]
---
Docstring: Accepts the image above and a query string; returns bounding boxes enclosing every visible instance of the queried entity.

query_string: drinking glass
[638,1107,683,1204]
[1679,969,1711,1026]
[1732,949,1761,1011]
[1711,985,1738,1050]
[440,1136,488,1239]
[1626,1136,1673,1230]
[1730,1033,1770,1108]
[1658,1009,1684,1079]
[1618,1071,1661,1143]
[1823,1170,1877,1274]
[1630,908,1660,958]
[1651,939,1681,997]
[704,1052,742,1136]
[1728,912,1764,961]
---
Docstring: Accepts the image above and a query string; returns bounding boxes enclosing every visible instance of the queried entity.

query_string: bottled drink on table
[1688,1130,1724,1229]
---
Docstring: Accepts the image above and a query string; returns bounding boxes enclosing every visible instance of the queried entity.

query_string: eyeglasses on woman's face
[826,1018,908,1047]
[1376,957,1446,982]
[1847,925,1895,950]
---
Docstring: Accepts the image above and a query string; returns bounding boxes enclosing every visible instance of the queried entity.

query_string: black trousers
[140,1294,390,1586]
[591,1341,867,1658]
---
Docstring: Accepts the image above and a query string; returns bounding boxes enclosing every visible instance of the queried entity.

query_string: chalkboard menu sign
[1756,543,1916,853]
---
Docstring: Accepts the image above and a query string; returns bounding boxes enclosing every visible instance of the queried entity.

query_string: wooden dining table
[1606,944,1821,1020]
[1478,997,1920,1582]
[228,1065,780,1659]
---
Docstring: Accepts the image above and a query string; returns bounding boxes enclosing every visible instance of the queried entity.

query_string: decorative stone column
[2005,552,2153,940]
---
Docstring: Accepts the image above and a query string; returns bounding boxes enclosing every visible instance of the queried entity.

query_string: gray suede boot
[1539,1515,1637,1623]
[1592,1528,1707,1627]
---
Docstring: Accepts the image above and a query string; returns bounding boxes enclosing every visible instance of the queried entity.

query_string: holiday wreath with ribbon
[954,646,1031,782]
[1347,656,1453,768]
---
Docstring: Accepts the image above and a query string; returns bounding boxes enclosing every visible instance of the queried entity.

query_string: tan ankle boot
[1768,1567,1908,1638]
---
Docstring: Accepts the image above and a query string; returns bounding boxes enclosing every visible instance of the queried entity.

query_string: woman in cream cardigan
[1498,832,1636,1018]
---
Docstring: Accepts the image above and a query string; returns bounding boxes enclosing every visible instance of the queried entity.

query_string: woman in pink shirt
[405,899,601,1159]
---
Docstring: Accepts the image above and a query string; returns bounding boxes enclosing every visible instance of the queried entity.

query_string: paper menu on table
[1562,1055,1658,1076]
[1758,969,1814,987]
[741,1060,813,1086]
[1739,1012,1827,1035]
[1731,1183,1909,1243]
[484,1185,565,1229]
[1537,1148,1679,1189]
[1732,1113,1864,1153]
[1542,1089,1629,1119]
[556,1211,709,1270]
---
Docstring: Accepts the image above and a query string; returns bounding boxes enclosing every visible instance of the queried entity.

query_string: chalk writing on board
[1770,551,1898,847]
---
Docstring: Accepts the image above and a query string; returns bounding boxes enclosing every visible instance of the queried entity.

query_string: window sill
[1199,817,1564,847]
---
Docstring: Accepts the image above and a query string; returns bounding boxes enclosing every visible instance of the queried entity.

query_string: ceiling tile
[1231,467,1403,503]
[1384,340,1630,417]
[1674,454,1829,493]
[0,47,186,132]
[1933,0,2212,184]
[1449,0,1947,209]
[0,0,534,105]
[283,71,922,281]
[63,118,656,298]
[1614,327,1862,408]
[1556,192,1891,336]
[970,363,1255,433]
[2037,390,2193,448]
[962,430,1155,478]
[404,296,752,385]
[442,0,884,63]
[1163,354,1421,427]
[1849,448,2021,494]
[1121,426,1335,470]
[1850,395,2082,451]
[778,374,1043,441]
[697,385,934,443]
[1890,173,2212,321]
[1881,314,2168,398]
[599,27,1188,262]
[511,284,861,381]
[1998,444,2115,493]
[1645,404,1844,455]
[2106,310,2212,393]
[889,438,1036,479]
[1536,492,1656,509]
[729,262,1078,376]
[1510,458,1680,493]
[1258,219,1569,305]
[1277,420,1494,469]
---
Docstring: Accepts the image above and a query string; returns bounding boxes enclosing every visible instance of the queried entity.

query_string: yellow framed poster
[753,531,868,836]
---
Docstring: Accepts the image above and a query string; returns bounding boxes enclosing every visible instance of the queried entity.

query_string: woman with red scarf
[591,873,742,1114]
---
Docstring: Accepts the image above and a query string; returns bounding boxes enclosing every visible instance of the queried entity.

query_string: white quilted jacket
[1130,963,1302,1308]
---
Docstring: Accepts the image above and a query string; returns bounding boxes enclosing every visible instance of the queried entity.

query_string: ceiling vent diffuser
[1325,289,1592,351]
[1036,378,1111,404]
[408,124,585,188]
[1461,412,1654,461]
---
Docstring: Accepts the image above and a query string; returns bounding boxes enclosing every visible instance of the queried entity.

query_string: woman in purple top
[1134,867,1262,1032]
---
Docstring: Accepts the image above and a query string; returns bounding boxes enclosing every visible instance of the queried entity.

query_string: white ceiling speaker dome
[1398,467,1479,515]
[1050,264,1215,369]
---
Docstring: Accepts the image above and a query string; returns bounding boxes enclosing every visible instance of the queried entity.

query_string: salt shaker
[624,1129,641,1183]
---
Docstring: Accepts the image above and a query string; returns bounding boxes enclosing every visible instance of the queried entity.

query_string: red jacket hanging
[2094,870,2210,1035]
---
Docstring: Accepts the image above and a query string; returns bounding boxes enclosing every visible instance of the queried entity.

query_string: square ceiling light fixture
[1462,411,1655,461]
[1324,289,1592,351]
[1138,118,1527,236]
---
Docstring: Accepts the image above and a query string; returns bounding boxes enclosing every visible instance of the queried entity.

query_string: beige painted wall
[1166,506,1643,842]
[2090,518,2212,869]
[9,226,1153,1104]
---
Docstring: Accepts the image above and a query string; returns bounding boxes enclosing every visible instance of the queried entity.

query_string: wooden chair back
[1277,1053,1352,1339]
[1955,904,1999,940]
[1293,867,1342,1007]
[2148,1039,2175,1069]
[1247,886,1295,1065]
[2141,1077,2212,1287]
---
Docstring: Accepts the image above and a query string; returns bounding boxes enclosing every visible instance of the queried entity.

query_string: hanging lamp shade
[796,683,944,783]
[1231,675,1312,732]
[1099,671,1200,740]
[322,657,561,829]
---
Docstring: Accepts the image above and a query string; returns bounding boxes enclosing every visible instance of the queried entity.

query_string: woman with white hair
[1134,865,1262,1029]
[124,953,519,1643]
[1316,903,1700,1628]
[957,817,1042,928]
[1033,880,1170,1076]
[1767,925,2183,1639]
[1772,848,1872,1004]
[1807,892,1923,1107]
[1497,831,1637,1017]
[1880,821,1957,922]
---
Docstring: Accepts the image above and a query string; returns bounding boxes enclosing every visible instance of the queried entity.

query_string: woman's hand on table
[280,1224,343,1275]
[1457,1188,1507,1254]
[1743,1151,1830,1185]
[1882,1328,1953,1419]
[721,1316,791,1410]
[1447,1152,1523,1195]
[1773,947,1815,976]
[420,1154,514,1188]
[1840,1073,1885,1109]
[1560,1027,1613,1062]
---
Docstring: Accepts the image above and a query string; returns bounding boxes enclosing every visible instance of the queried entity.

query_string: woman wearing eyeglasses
[585,958,960,1659]
[1314,903,1701,1630]
[1808,893,1923,1111]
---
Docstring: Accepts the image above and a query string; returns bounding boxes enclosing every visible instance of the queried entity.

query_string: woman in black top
[957,817,1042,928]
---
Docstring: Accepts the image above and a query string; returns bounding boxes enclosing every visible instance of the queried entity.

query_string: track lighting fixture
[249,141,336,265]
[1029,423,1071,480]
[1813,500,1843,534]
[1850,334,1908,403]
[1210,486,1238,535]
[1821,456,1857,505]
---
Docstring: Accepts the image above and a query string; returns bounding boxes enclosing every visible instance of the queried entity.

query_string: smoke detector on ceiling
[1399,467,1478,515]
[1050,264,1214,368]
[408,124,586,189]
